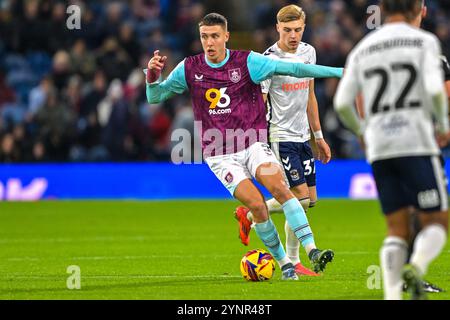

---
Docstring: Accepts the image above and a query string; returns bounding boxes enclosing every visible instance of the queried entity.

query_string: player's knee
[420,211,449,232]
[268,185,291,204]
[298,198,310,212]
[387,224,410,240]
[247,200,268,221]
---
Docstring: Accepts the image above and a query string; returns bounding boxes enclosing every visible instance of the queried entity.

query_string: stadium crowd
[0,0,449,162]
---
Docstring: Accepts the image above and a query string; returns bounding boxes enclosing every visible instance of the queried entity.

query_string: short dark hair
[381,0,424,19]
[198,13,228,30]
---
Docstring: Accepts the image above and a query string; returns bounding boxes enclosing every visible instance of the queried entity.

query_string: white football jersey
[261,42,316,143]
[336,22,445,163]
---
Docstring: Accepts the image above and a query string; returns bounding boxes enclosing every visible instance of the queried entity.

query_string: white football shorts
[205,142,281,196]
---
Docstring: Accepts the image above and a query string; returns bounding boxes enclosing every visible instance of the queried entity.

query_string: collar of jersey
[204,49,230,68]
[275,42,300,58]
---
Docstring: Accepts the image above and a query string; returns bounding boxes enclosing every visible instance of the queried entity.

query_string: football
[240,249,276,281]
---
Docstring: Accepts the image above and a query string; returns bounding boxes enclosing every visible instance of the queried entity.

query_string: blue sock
[282,198,316,248]
[253,219,287,262]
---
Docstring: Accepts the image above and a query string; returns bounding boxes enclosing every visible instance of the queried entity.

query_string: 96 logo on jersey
[205,88,232,115]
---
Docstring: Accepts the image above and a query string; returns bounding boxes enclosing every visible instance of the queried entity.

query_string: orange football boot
[295,262,320,276]
[234,206,252,246]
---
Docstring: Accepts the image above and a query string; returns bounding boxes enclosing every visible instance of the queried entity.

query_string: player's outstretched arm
[425,41,450,145]
[247,52,343,84]
[145,50,188,104]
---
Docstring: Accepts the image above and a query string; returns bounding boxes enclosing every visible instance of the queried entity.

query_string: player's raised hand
[147,50,167,83]
[316,139,331,164]
[358,136,366,151]
[436,131,450,148]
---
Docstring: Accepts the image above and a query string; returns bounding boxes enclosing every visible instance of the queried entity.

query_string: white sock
[410,224,447,275]
[277,256,292,269]
[266,198,283,213]
[380,236,408,300]
[247,198,283,223]
[285,220,301,265]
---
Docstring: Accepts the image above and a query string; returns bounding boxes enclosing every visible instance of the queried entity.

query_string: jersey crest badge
[290,169,300,181]
[225,172,234,183]
[229,68,241,83]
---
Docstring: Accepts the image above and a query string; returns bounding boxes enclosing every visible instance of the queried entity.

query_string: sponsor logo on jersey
[205,87,232,116]
[229,68,241,83]
[380,115,409,135]
[281,80,310,92]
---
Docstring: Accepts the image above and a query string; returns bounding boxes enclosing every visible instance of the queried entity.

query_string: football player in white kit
[354,1,450,295]
[234,5,334,276]
[334,0,449,300]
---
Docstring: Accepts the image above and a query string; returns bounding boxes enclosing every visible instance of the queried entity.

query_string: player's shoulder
[380,23,438,46]
[404,25,440,46]
[229,49,253,60]
[186,52,204,64]
[263,44,278,57]
[230,49,251,54]
[298,42,316,54]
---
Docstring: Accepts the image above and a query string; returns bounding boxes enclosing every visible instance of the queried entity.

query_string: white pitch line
[0,235,218,244]
[4,251,450,262]
[0,274,242,280]
[5,254,236,262]
[0,236,150,244]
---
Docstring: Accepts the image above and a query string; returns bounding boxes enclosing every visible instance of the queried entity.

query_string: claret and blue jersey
[145,49,343,156]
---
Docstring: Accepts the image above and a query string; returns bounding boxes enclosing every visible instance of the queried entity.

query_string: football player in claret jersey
[334,0,449,299]
[146,13,343,279]
[234,5,333,276]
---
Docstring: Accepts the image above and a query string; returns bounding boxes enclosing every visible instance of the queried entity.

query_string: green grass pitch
[0,200,449,300]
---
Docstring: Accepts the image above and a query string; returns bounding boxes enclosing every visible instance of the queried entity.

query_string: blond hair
[277,5,306,23]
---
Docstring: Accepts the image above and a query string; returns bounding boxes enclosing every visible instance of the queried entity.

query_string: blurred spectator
[131,0,162,40]
[0,73,15,107]
[80,70,107,118]
[27,76,52,120]
[100,1,125,40]
[29,140,49,162]
[16,0,49,53]
[118,23,142,65]
[34,89,75,161]
[148,105,172,160]
[63,75,83,114]
[46,1,70,54]
[0,133,20,162]
[71,71,109,162]
[69,39,97,80]
[52,50,72,91]
[96,37,133,82]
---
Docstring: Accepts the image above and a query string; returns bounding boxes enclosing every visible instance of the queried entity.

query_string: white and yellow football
[240,249,275,281]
